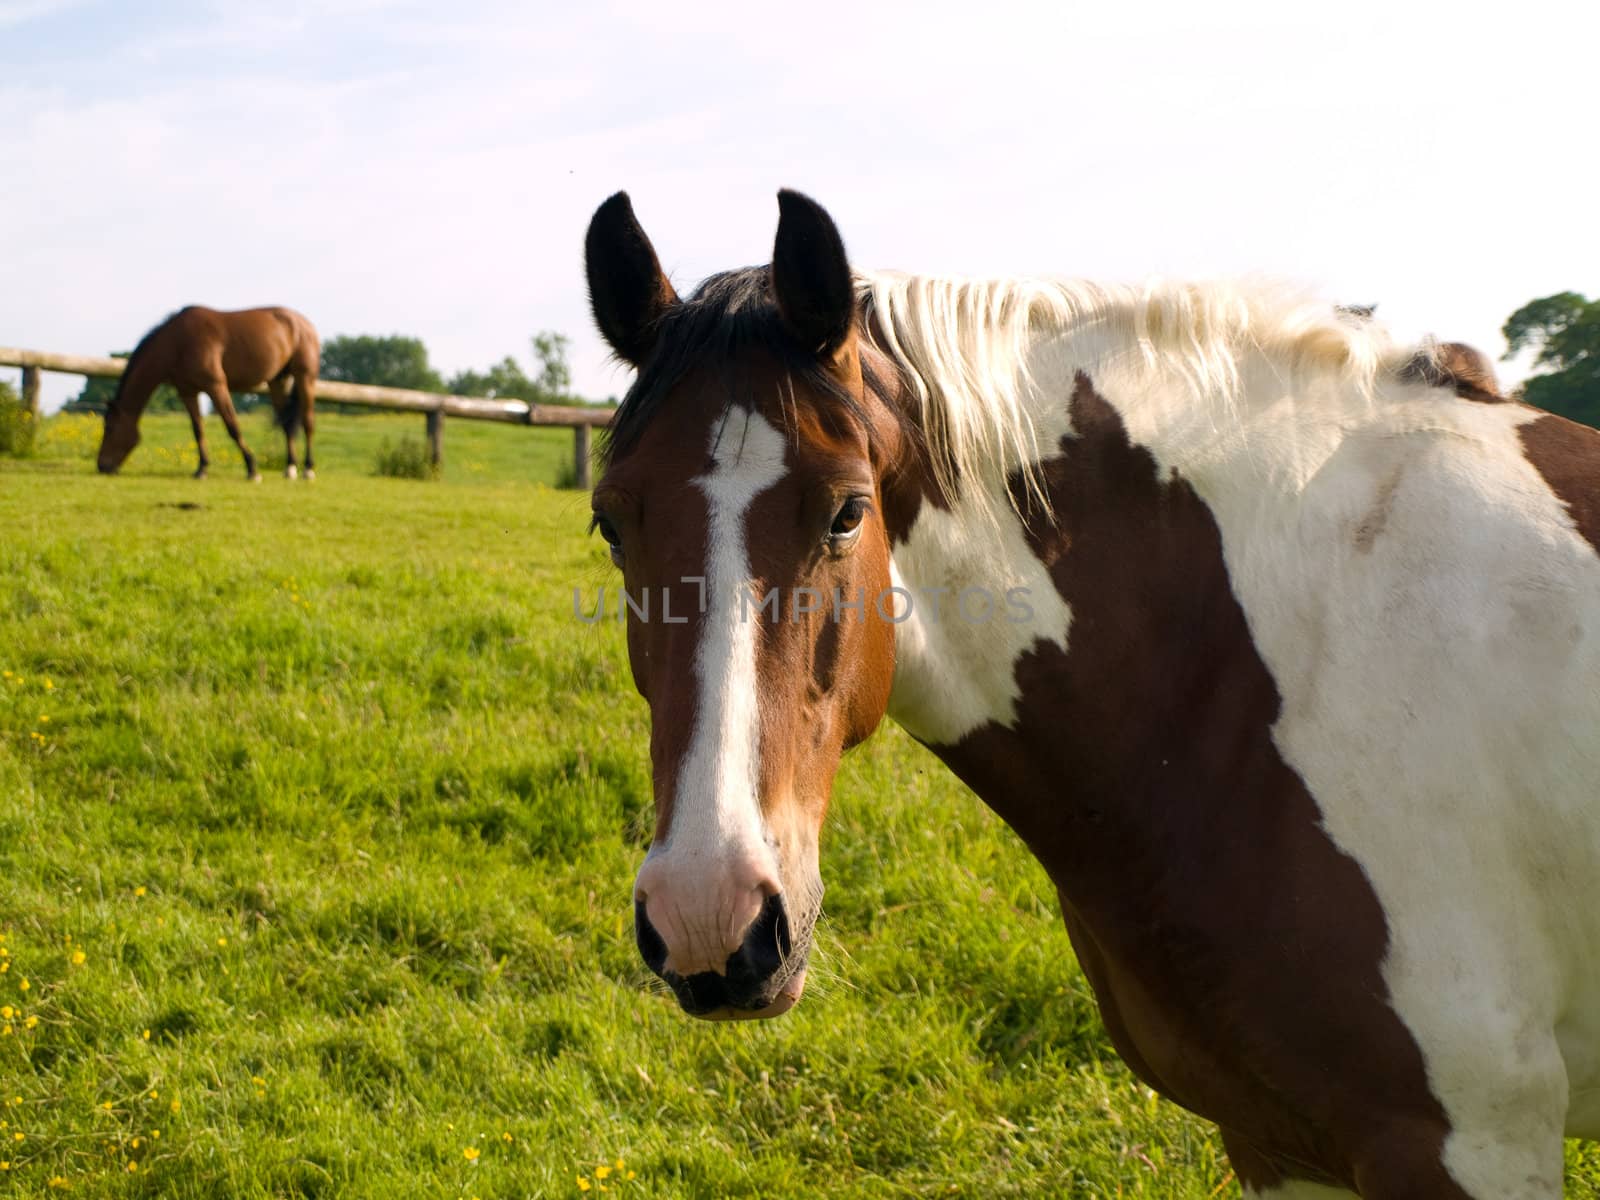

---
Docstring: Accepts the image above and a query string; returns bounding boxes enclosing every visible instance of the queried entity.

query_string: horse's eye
[829,497,868,541]
[593,515,623,563]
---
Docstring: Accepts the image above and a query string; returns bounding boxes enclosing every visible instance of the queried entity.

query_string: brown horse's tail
[274,371,303,437]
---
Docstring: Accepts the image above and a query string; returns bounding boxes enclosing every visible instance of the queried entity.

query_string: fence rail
[0,345,611,486]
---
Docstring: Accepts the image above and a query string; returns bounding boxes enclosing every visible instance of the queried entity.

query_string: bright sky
[3,0,1596,414]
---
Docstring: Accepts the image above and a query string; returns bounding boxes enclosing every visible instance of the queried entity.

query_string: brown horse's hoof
[304,468,316,481]
[193,468,208,480]
[286,464,298,480]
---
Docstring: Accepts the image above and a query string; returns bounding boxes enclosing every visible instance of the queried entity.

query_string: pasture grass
[1,413,1595,1197]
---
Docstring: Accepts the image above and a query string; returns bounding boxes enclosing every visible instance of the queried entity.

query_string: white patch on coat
[634,408,789,975]
[1084,345,1600,1197]
[886,461,1073,745]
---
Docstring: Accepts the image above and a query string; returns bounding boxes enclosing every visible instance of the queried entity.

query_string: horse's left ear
[771,189,856,358]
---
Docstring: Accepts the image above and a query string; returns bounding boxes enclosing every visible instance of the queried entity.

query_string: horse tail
[274,371,303,437]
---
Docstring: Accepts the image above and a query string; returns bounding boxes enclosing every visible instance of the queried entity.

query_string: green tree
[447,331,573,403]
[1503,292,1600,427]
[321,335,445,392]
[530,331,572,397]
[448,356,535,401]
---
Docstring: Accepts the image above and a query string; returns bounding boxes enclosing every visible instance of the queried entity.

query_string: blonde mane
[858,271,1425,515]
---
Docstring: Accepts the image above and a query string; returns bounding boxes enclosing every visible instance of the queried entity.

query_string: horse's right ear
[585,192,678,367]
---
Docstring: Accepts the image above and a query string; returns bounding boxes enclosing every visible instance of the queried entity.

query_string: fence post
[426,408,444,469]
[20,365,40,417]
[573,424,592,489]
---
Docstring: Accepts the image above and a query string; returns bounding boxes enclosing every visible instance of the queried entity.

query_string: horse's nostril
[733,893,792,982]
[636,892,799,1014]
[634,898,667,976]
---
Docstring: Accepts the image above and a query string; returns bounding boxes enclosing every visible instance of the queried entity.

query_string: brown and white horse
[97,305,320,480]
[584,189,1600,1198]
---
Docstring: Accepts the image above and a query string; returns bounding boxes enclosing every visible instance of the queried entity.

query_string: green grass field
[2,412,1596,1198]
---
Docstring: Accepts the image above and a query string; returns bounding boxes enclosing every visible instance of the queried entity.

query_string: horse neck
[878,332,1367,754]
[114,344,170,416]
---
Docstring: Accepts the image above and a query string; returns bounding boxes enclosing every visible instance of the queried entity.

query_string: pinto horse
[97,306,320,480]
[585,190,1600,1199]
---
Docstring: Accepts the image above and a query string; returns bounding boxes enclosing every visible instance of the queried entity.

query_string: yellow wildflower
[0,1007,11,1020]
[151,1129,159,1139]
[0,1162,9,1171]
[44,679,53,690]
[143,1029,151,1040]
[463,1146,480,1162]
[127,1161,137,1172]
[131,1137,141,1149]
[23,1017,37,1030]
[134,887,146,898]
[577,1178,591,1193]
[71,951,85,965]
[216,937,227,947]
[169,1099,180,1114]
[502,1131,513,1142]
[49,1176,68,1188]
[251,1076,265,1086]
[596,1165,611,1180]
[38,714,49,723]
[17,979,28,992]
[101,1102,113,1111]
[12,1131,22,1141]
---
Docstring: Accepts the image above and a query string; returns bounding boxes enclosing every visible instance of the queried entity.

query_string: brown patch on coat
[922,374,1469,1195]
[1518,412,1600,557]
[1399,341,1504,404]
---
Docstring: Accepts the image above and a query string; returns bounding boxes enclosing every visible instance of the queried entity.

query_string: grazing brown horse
[96,306,320,480]
[585,190,1600,1198]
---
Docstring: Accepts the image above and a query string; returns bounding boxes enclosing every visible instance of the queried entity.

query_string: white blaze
[637,409,789,974]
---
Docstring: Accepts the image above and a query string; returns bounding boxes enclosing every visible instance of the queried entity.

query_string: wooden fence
[0,346,611,487]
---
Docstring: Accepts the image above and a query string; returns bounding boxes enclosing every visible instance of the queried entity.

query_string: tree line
[1502,293,1600,427]
[64,330,592,413]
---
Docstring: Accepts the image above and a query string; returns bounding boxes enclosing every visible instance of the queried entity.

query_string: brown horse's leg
[207,382,260,481]
[181,392,210,479]
[299,375,316,479]
[269,377,297,479]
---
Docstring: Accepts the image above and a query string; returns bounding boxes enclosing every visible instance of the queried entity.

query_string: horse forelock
[600,267,901,471]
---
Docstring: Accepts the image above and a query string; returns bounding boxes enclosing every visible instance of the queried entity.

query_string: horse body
[881,301,1600,1195]
[97,305,320,479]
[583,190,1600,1197]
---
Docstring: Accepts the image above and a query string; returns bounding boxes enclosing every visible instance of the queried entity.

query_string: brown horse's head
[586,191,910,1019]
[97,393,141,473]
